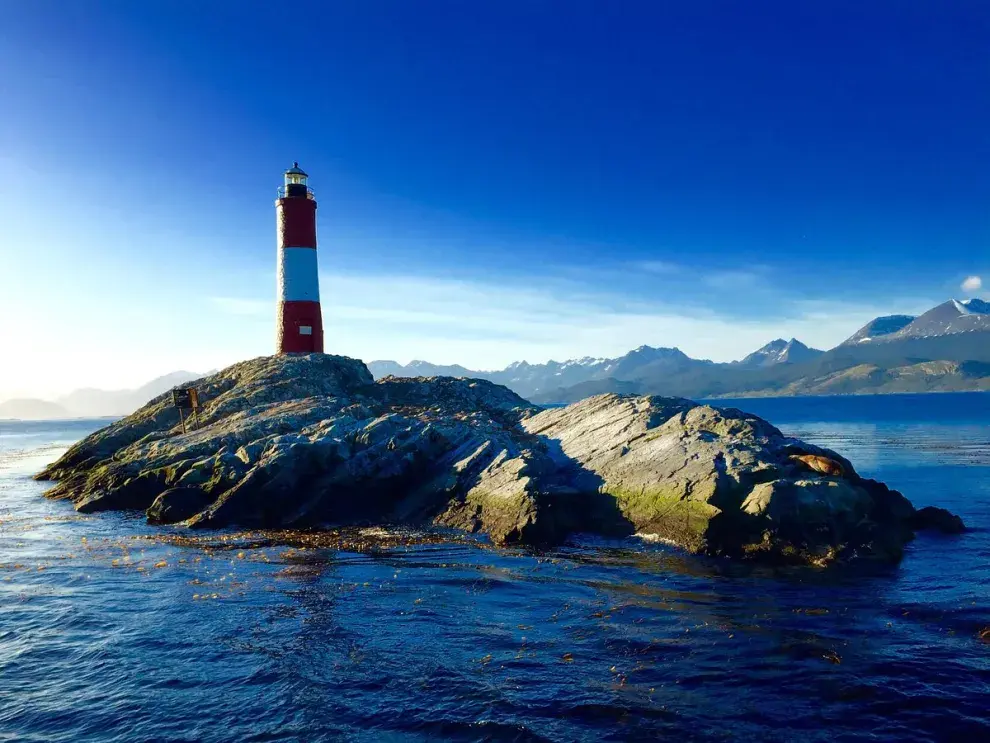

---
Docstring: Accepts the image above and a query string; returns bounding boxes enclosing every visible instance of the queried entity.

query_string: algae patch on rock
[36,354,963,566]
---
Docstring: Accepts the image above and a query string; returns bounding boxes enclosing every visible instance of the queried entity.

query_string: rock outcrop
[36,354,963,565]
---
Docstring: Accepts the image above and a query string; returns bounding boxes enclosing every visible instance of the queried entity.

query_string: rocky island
[36,354,963,566]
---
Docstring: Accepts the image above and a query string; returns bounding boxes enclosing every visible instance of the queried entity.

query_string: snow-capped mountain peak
[954,298,990,315]
[560,356,608,369]
[738,338,822,367]
[870,299,990,340]
[841,315,916,345]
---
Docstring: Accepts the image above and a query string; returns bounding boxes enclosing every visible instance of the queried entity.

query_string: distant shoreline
[702,388,990,401]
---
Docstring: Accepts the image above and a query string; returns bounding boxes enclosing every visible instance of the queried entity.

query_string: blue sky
[1,1,987,398]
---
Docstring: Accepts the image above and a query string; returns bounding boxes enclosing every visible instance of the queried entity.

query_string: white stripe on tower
[277,247,320,301]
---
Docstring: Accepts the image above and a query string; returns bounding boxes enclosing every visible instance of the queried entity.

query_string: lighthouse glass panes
[282,163,313,200]
[275,164,324,354]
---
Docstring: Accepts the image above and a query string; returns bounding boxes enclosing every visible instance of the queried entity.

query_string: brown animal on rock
[789,453,849,478]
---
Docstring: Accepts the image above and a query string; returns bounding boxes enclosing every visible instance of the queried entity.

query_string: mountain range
[368,298,990,403]
[4,298,987,418]
[0,371,203,421]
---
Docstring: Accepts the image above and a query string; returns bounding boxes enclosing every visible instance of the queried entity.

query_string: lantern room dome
[285,162,308,177]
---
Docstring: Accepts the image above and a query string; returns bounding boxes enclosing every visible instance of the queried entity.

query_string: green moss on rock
[607,484,720,551]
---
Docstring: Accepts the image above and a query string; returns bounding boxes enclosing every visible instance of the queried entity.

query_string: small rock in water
[147,487,212,525]
[910,506,966,534]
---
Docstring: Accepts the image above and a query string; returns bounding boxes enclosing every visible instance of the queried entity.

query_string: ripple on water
[1,415,989,741]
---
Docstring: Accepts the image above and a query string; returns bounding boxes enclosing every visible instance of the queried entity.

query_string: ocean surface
[1,393,988,742]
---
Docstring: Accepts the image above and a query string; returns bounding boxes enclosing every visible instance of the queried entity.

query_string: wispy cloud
[209,297,269,316]
[631,259,682,274]
[701,267,772,291]
[0,264,943,399]
[308,269,934,368]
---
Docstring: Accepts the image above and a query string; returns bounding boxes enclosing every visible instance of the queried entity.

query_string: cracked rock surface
[36,354,962,565]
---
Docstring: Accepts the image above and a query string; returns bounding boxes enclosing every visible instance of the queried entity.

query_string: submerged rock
[36,354,963,565]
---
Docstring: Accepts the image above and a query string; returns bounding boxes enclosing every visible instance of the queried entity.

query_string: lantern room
[281,162,313,199]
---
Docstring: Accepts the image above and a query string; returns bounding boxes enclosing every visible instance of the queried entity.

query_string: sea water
[1,394,988,741]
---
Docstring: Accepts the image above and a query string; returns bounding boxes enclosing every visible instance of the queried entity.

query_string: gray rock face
[519,395,927,562]
[36,354,962,566]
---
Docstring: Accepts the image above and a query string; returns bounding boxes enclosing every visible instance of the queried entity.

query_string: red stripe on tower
[276,163,324,354]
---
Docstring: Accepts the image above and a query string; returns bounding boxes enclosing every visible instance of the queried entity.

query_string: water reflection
[2,416,990,741]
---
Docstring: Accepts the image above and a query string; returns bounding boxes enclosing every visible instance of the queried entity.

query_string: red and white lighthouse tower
[276,163,324,354]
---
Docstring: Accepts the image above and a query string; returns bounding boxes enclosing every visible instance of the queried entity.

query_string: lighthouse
[276,163,324,354]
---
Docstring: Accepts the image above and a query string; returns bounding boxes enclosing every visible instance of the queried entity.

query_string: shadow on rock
[35,354,965,567]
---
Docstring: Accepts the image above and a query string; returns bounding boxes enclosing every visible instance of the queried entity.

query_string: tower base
[277,300,324,354]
